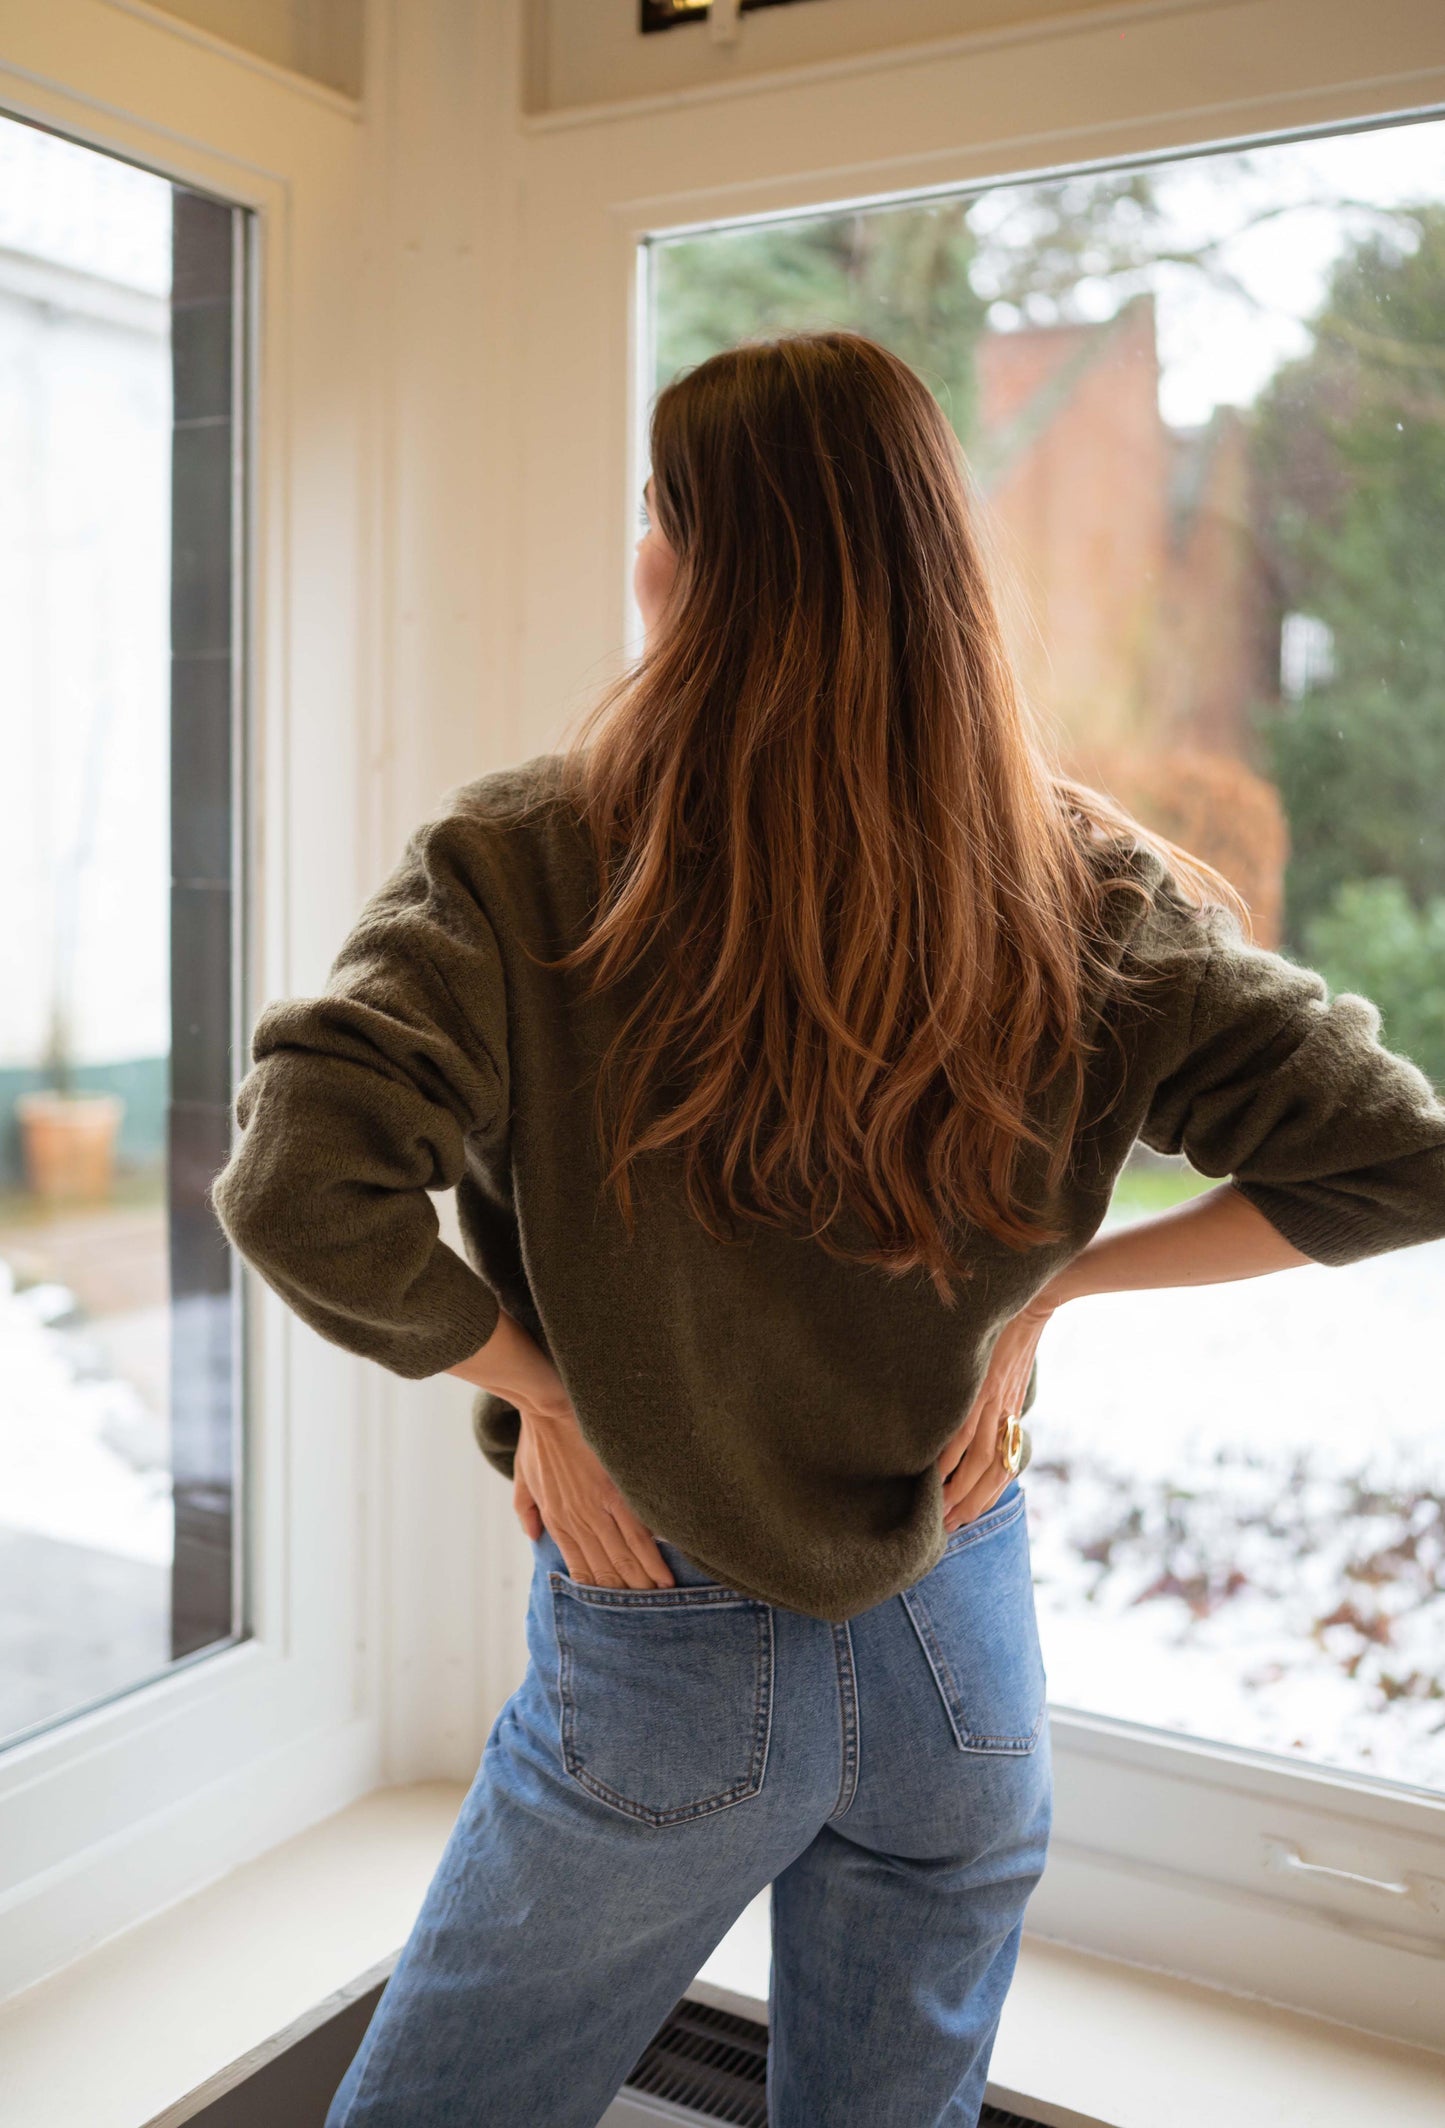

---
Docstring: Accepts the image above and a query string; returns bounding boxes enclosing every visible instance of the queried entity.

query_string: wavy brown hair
[529,329,1248,1303]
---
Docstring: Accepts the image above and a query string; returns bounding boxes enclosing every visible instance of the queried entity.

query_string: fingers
[534,1476,675,1590]
[512,1467,543,1543]
[577,1498,675,1589]
[585,1510,661,1590]
[545,1519,602,1585]
[607,1506,676,1588]
[941,1396,999,1487]
[939,1304,1046,1519]
[943,1461,1008,1533]
[513,1408,664,1588]
[938,1311,1040,1535]
[935,1399,984,1479]
[940,1395,1025,1532]
[540,1498,613,1586]
[941,1435,1000,1532]
[550,1517,673,1589]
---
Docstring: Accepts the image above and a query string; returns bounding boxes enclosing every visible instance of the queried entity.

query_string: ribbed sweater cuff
[1228,1179,1383,1268]
[388,1263,503,1380]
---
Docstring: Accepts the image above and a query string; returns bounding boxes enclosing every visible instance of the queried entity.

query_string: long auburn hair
[526,330,1248,1304]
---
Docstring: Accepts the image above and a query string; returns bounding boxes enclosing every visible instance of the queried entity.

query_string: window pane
[648,111,1445,1794]
[0,115,247,1746]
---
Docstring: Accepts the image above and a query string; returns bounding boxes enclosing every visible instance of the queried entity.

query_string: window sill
[0,1781,460,2128]
[693,1878,1445,2128]
[0,1782,1439,2128]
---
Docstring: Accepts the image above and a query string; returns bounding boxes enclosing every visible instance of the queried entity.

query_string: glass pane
[0,115,247,1747]
[641,1,817,29]
[648,111,1445,1793]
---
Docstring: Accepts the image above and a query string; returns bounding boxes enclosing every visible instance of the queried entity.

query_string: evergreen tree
[1252,206,1445,944]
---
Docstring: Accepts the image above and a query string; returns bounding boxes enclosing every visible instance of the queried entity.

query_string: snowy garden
[0,1238,171,1741]
[1024,1214,1444,1790]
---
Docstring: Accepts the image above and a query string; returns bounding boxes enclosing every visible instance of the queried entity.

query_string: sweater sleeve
[1134,893,1445,1267]
[208,811,508,1378]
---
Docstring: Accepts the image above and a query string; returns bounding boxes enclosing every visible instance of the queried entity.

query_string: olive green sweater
[208,752,1445,1621]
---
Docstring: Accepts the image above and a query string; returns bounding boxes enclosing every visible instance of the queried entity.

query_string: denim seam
[827,1619,860,1819]
[899,1587,1043,1754]
[548,1578,763,1610]
[549,1579,775,1825]
[900,1494,1043,1754]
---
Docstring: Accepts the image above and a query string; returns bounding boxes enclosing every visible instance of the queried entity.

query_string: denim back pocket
[548,1572,775,1825]
[900,1485,1047,1754]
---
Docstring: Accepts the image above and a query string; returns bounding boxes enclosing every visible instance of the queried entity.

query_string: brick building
[972,293,1288,941]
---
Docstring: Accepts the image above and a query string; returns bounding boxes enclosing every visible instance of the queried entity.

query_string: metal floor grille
[623,1998,768,2124]
[621,1995,1049,2126]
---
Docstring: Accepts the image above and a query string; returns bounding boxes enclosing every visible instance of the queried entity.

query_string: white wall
[147,0,363,98]
[527,0,1216,115]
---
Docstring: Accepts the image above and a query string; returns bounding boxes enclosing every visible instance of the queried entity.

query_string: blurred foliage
[1083,743,1290,947]
[1107,1158,1218,1224]
[1252,205,1445,947]
[1303,876,1445,1091]
[649,169,1173,449]
[1259,685,1445,927]
[955,167,1164,316]
[651,199,989,443]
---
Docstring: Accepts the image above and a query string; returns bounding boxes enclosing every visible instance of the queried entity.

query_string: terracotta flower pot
[15,1090,126,1203]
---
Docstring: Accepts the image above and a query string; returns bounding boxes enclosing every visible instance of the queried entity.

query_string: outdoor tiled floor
[0,1173,173,1742]
[0,1527,169,1740]
[0,1196,168,1339]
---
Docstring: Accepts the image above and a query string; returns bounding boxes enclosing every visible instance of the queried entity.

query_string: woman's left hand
[511,1404,675,1589]
[936,1295,1054,1533]
[444,1308,672,1586]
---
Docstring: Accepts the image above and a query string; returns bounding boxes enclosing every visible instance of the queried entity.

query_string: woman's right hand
[513,1404,676,1590]
[936,1294,1056,1533]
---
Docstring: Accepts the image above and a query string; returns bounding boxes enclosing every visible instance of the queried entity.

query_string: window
[0,1,369,2009]
[0,116,248,1750]
[1279,612,1336,701]
[641,1,823,30]
[646,111,1445,1799]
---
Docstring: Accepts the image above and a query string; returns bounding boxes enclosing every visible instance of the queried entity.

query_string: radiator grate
[622,1995,1051,2126]
[624,1997,769,2124]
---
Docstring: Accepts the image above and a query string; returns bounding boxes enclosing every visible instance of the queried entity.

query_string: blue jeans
[326,1477,1052,2127]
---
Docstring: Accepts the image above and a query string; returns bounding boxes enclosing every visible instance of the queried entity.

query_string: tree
[652,197,988,441]
[1081,744,1290,947]
[1304,877,1445,1091]
[649,169,1179,447]
[1251,205,1445,947]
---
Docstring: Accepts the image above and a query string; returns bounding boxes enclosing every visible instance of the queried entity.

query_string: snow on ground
[1024,1234,1445,1789]
[0,1257,172,1567]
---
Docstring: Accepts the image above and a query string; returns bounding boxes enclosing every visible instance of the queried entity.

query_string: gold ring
[997,1411,1023,1476]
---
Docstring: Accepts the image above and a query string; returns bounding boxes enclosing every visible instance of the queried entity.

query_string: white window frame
[504,0,1445,2048]
[0,0,385,1998]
